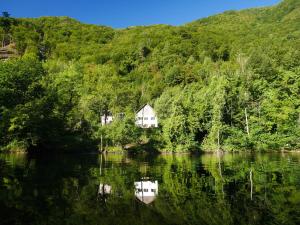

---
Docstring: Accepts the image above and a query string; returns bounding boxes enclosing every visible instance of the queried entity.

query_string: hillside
[0,0,299,152]
[0,0,298,64]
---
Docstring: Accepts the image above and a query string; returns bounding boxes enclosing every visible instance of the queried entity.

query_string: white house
[134,180,158,205]
[136,104,158,128]
[98,183,112,195]
[101,112,125,126]
[101,115,113,126]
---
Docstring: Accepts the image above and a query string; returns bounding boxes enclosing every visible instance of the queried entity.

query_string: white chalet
[134,180,158,205]
[101,112,125,126]
[101,115,114,126]
[136,104,158,128]
[98,183,112,195]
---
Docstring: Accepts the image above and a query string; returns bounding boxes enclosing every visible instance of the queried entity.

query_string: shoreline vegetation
[1,140,300,155]
[1,0,300,154]
[1,146,300,155]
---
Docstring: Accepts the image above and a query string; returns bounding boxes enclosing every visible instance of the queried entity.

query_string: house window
[138,117,143,120]
[143,189,148,192]
[151,117,155,120]
[151,189,156,193]
[144,117,148,120]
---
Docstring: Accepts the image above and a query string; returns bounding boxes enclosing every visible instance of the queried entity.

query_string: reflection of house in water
[134,180,158,205]
[98,183,112,195]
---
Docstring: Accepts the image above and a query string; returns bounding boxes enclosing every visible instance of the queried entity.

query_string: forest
[0,0,299,153]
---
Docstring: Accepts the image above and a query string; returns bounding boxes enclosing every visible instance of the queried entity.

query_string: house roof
[136,103,155,114]
[136,195,156,205]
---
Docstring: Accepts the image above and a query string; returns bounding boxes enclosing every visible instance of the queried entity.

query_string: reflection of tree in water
[0,153,299,225]
[97,154,112,203]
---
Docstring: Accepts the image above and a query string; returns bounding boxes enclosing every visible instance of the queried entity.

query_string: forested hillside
[0,0,299,152]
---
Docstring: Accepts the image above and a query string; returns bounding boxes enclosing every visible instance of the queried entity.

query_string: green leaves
[0,58,44,108]
[1,2,300,152]
[0,58,61,151]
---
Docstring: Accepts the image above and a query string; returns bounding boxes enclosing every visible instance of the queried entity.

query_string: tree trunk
[100,134,103,153]
[217,109,222,151]
[250,169,253,200]
[217,153,224,198]
[217,128,220,151]
[245,108,250,136]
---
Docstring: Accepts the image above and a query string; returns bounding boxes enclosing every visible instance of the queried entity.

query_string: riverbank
[2,138,300,155]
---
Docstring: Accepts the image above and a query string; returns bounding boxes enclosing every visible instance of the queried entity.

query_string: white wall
[136,104,158,128]
[134,180,158,197]
[98,184,112,195]
[101,116,114,126]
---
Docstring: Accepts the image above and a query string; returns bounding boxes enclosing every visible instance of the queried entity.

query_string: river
[0,152,299,225]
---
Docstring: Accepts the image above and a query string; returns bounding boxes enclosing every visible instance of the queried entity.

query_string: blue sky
[2,0,281,28]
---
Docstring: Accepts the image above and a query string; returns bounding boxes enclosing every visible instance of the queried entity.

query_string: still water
[0,153,299,225]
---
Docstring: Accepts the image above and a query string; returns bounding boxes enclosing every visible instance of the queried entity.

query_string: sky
[2,0,281,28]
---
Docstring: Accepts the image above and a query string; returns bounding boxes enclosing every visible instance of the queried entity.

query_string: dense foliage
[0,0,299,152]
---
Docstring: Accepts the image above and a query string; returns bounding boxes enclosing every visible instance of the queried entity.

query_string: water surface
[0,153,299,225]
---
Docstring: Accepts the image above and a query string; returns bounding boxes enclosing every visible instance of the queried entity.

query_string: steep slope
[0,0,300,152]
[2,16,115,60]
[0,0,297,63]
[187,0,300,50]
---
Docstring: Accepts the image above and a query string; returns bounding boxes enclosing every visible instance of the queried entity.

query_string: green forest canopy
[0,0,299,152]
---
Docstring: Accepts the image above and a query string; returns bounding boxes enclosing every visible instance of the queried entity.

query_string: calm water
[0,153,299,225]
